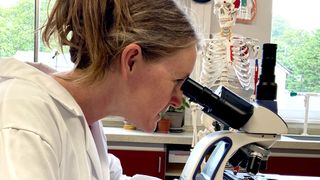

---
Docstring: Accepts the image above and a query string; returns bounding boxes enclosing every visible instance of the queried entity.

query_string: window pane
[0,0,34,60]
[272,0,320,123]
[0,0,73,71]
[38,0,73,71]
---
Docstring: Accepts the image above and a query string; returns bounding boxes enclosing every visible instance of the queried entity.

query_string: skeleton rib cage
[200,34,259,91]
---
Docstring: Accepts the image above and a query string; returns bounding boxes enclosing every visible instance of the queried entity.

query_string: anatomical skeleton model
[191,0,260,146]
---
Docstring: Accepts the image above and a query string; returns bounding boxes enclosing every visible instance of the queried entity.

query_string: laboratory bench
[104,127,320,179]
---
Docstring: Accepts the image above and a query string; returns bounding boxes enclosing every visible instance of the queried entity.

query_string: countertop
[104,127,320,157]
[104,127,193,145]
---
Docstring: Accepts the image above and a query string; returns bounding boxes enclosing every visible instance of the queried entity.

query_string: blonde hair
[42,0,198,83]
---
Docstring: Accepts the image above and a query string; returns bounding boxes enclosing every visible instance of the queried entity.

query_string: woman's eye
[174,79,186,88]
[173,76,188,87]
[175,79,185,84]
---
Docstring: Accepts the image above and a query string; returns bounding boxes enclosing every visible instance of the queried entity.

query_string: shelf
[166,163,185,177]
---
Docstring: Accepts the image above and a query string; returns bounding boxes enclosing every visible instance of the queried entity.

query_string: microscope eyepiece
[181,77,254,129]
[256,43,278,101]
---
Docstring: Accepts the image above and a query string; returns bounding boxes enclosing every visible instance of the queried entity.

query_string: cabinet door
[261,156,320,177]
[109,149,166,179]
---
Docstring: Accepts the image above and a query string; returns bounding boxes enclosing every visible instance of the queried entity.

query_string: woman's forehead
[163,46,197,76]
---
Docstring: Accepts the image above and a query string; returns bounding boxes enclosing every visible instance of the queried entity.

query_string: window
[0,0,72,71]
[0,0,34,59]
[272,0,320,124]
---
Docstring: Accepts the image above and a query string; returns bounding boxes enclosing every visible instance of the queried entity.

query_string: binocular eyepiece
[181,77,254,130]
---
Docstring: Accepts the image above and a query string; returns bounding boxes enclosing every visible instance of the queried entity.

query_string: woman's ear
[119,43,142,79]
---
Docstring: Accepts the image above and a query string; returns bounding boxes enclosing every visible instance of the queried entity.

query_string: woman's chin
[143,118,159,132]
[139,124,155,133]
[129,115,159,132]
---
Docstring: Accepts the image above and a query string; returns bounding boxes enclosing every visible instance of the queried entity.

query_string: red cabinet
[262,156,320,177]
[109,149,166,179]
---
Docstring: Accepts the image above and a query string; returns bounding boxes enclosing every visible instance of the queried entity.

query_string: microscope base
[179,131,280,180]
[223,170,320,180]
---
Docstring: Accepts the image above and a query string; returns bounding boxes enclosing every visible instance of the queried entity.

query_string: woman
[0,0,199,179]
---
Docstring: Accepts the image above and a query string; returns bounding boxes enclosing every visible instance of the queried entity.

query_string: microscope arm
[242,104,288,134]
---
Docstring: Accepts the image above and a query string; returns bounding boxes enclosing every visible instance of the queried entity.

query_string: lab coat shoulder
[0,59,104,179]
[0,76,63,159]
[0,78,65,179]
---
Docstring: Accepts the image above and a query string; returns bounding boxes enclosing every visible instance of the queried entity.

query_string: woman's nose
[169,90,183,108]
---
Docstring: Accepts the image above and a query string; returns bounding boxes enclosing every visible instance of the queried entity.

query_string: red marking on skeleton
[234,0,240,8]
[244,46,248,54]
[230,45,234,62]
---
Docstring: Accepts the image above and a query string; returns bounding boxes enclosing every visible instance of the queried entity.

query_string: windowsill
[102,117,320,136]
[284,120,320,135]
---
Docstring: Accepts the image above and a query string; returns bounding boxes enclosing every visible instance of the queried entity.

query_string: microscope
[179,43,286,180]
[178,77,288,180]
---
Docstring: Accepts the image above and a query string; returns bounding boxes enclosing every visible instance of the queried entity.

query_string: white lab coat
[0,58,161,180]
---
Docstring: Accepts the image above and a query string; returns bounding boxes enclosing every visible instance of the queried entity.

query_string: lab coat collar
[0,58,83,117]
